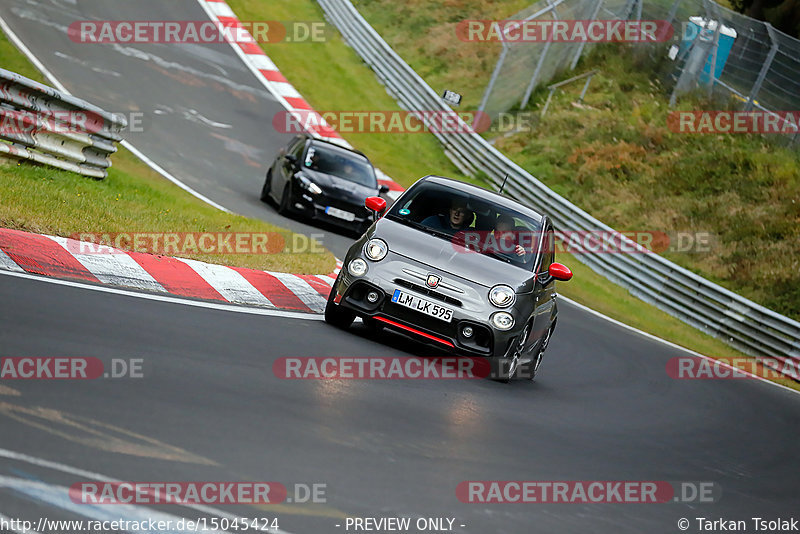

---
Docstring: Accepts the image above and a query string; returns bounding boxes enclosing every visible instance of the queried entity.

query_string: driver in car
[421,197,473,234]
[492,214,526,257]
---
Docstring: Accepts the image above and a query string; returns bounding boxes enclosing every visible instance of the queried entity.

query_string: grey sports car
[325,175,572,381]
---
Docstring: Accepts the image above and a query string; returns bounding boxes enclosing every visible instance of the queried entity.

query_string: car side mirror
[365,196,387,215]
[549,263,573,282]
[285,154,298,167]
[378,184,390,194]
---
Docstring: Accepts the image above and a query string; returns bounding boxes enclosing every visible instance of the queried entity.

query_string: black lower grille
[393,279,462,307]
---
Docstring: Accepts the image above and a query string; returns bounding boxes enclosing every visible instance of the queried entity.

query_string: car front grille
[319,194,368,217]
[393,279,463,307]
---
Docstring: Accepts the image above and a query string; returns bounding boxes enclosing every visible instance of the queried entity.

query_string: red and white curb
[0,228,340,314]
[196,0,404,199]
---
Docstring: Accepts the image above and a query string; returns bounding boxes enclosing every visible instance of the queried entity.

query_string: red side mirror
[549,263,573,281]
[365,196,387,214]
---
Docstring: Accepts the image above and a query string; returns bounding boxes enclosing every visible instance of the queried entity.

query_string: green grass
[497,49,800,321]
[226,0,799,390]
[0,31,335,274]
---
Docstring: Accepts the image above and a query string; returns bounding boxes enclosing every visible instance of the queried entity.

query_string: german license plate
[325,206,355,221]
[392,289,453,322]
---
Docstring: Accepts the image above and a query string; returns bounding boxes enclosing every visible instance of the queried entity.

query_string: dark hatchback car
[325,175,573,381]
[261,134,389,235]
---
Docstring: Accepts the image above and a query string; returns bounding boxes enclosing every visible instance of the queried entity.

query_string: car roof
[307,138,371,164]
[416,175,546,225]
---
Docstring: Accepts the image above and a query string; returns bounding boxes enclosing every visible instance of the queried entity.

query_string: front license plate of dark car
[325,206,356,221]
[392,290,453,323]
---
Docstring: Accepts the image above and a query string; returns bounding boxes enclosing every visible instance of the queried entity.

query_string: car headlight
[488,285,516,308]
[491,312,515,331]
[364,238,388,261]
[297,174,322,195]
[348,258,368,277]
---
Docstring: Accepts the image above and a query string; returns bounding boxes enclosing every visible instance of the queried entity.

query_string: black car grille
[320,193,368,217]
[393,279,463,307]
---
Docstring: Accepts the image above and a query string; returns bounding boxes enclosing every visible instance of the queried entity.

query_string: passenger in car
[421,197,474,233]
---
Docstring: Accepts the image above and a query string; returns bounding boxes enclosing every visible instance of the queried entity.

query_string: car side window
[538,224,555,279]
[289,137,305,159]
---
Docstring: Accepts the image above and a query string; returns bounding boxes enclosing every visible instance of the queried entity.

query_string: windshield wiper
[481,250,514,264]
[386,215,453,240]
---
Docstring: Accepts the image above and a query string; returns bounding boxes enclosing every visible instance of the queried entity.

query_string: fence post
[622,0,637,20]
[479,44,509,113]
[479,0,564,113]
[521,0,557,109]
[570,0,604,70]
[660,0,683,42]
[703,0,723,96]
[745,23,778,112]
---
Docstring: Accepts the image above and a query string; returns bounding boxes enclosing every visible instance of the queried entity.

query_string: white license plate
[325,206,355,221]
[392,289,453,322]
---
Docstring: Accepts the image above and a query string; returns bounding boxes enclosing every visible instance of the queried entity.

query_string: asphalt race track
[1,1,799,533]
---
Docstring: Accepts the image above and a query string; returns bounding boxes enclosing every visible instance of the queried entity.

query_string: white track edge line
[560,295,799,396]
[0,449,294,534]
[0,269,322,321]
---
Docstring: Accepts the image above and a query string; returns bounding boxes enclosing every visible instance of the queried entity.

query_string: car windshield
[386,181,542,270]
[303,144,376,188]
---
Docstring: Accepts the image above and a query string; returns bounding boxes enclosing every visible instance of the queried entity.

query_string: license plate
[392,289,453,322]
[325,206,355,221]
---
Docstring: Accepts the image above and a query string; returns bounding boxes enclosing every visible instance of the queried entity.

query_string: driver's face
[495,222,513,236]
[449,205,468,227]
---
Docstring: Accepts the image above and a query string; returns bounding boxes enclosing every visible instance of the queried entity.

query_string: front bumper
[290,189,371,231]
[333,255,525,360]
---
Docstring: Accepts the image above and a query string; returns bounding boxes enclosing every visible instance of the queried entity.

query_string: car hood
[372,218,536,292]
[300,169,377,201]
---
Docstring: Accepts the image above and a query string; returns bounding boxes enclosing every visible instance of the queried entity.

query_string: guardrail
[0,68,125,178]
[318,0,800,379]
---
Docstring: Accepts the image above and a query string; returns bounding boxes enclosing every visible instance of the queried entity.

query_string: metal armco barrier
[318,0,800,379]
[0,68,125,178]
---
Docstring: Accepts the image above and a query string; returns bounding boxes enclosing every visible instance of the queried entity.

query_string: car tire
[491,322,532,383]
[523,322,554,382]
[325,285,355,329]
[277,184,291,215]
[260,170,273,203]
